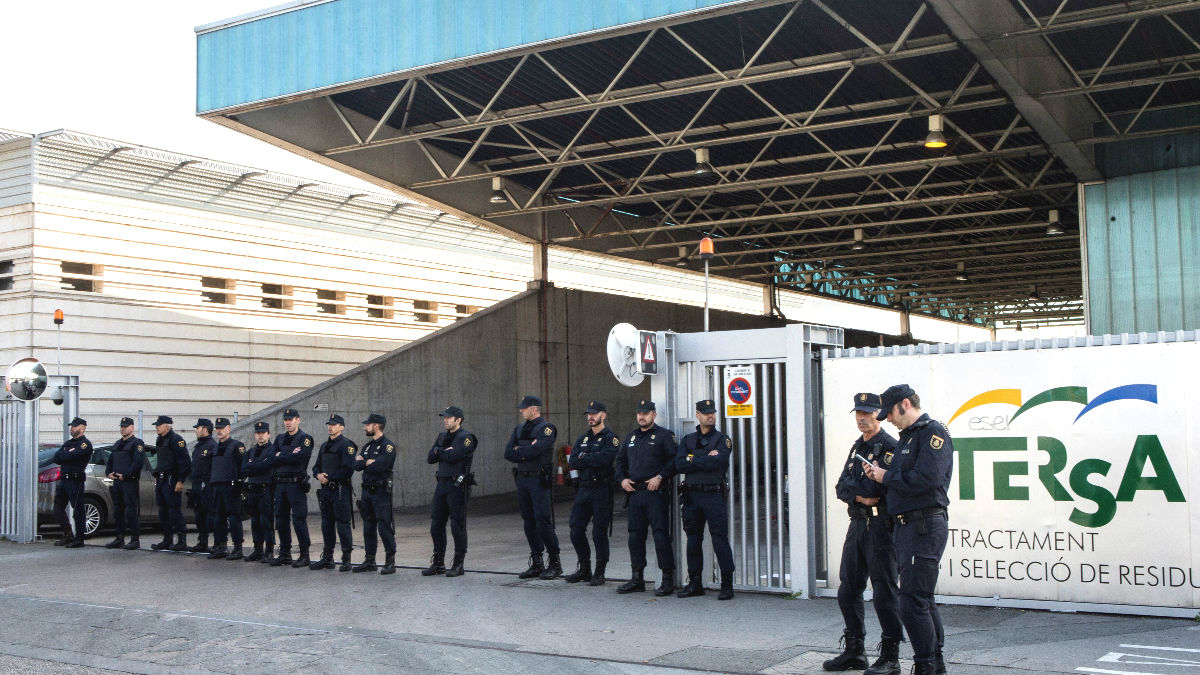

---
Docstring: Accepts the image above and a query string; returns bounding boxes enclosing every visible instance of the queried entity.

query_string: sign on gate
[639,331,658,375]
[724,365,755,418]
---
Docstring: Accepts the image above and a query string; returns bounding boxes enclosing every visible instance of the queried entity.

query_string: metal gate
[0,398,39,543]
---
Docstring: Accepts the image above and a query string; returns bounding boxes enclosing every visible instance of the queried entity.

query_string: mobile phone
[854,452,873,465]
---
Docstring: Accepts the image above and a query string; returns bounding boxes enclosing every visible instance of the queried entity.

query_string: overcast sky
[0,1,377,190]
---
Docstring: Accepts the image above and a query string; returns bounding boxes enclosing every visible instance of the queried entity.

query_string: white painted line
[1077,667,1169,675]
[1098,652,1200,666]
[1121,645,1200,655]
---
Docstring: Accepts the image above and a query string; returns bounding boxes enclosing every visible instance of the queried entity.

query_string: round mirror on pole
[5,357,48,401]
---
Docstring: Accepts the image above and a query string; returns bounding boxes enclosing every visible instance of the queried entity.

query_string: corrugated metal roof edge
[195,0,336,34]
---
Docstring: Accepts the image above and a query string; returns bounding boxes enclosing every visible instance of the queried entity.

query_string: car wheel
[83,496,106,538]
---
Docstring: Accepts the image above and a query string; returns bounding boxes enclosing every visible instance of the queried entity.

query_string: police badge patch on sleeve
[544,427,552,435]
[387,445,394,453]
[725,437,732,448]
[612,437,619,446]
[304,438,312,447]
[930,435,945,450]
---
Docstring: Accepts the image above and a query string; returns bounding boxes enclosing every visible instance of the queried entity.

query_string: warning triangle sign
[643,336,656,363]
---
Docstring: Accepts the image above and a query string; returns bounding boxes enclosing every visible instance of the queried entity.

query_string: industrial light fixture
[924,114,948,149]
[1030,284,1040,301]
[693,147,715,176]
[488,176,507,204]
[955,262,968,282]
[851,228,866,251]
[1046,209,1064,236]
[1015,321,1023,332]
[675,245,689,267]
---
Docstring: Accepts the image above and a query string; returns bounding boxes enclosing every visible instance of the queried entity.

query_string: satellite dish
[607,323,645,387]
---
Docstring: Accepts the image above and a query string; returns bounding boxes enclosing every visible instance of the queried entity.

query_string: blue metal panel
[197,0,748,113]
[1085,164,1200,334]
[1093,106,1200,178]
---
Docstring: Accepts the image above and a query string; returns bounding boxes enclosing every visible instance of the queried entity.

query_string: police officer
[504,395,562,579]
[563,401,618,585]
[423,406,476,577]
[311,414,357,571]
[187,418,216,554]
[104,417,144,550]
[207,418,246,560]
[241,421,275,562]
[148,415,190,552]
[269,408,315,568]
[52,417,93,548]
[614,399,677,596]
[824,393,902,674]
[356,413,399,575]
[864,385,953,675]
[675,399,736,601]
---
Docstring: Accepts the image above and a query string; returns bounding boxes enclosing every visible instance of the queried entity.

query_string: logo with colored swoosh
[948,384,1157,425]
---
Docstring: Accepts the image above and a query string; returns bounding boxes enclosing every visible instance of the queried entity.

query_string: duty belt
[60,471,86,481]
[210,480,234,486]
[848,504,882,520]
[578,477,610,486]
[894,506,946,525]
[436,476,456,483]
[515,470,540,477]
[275,475,305,483]
[246,482,271,491]
[681,483,723,493]
[153,471,173,479]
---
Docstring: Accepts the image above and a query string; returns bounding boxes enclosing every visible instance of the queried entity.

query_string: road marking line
[1077,667,1169,675]
[1098,652,1200,666]
[1121,645,1200,654]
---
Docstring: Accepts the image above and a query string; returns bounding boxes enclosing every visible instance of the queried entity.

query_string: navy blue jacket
[504,417,556,472]
[428,428,476,478]
[105,436,145,479]
[568,427,619,482]
[190,436,216,485]
[152,430,191,481]
[270,429,315,478]
[241,441,275,484]
[615,424,677,483]
[675,426,732,486]
[835,429,898,513]
[313,434,357,482]
[210,437,245,483]
[53,435,93,479]
[358,434,399,486]
[882,413,953,514]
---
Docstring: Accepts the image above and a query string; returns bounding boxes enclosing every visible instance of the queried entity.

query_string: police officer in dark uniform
[207,418,246,560]
[824,393,902,674]
[269,407,315,568]
[864,385,953,675]
[675,399,736,601]
[504,395,562,579]
[615,399,678,596]
[187,418,216,554]
[422,406,476,578]
[52,417,93,548]
[104,417,144,550]
[356,413,399,575]
[311,414,357,571]
[241,421,275,562]
[563,401,619,585]
[148,415,190,552]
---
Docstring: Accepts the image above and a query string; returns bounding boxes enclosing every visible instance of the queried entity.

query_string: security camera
[51,386,65,406]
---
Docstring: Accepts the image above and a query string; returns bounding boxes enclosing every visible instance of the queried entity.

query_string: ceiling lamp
[693,147,715,176]
[851,228,866,251]
[955,261,968,282]
[488,176,507,204]
[1030,284,1040,301]
[1046,209,1064,236]
[675,245,689,268]
[925,114,948,149]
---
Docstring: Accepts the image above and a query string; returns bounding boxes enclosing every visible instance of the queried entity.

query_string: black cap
[851,392,883,413]
[584,400,606,414]
[326,414,345,426]
[695,399,716,414]
[362,413,387,425]
[193,418,213,430]
[214,417,231,428]
[876,384,917,420]
[517,395,542,409]
[153,415,173,425]
[119,417,134,427]
[635,399,656,413]
[282,408,300,419]
[69,417,87,427]
[438,406,464,419]
[254,421,270,432]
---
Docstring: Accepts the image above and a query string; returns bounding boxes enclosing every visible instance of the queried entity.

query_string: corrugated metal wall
[1084,164,1200,335]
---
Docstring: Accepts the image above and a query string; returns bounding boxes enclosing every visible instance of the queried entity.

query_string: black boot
[291,549,311,568]
[539,552,563,580]
[150,535,171,551]
[245,546,263,562]
[445,552,465,577]
[718,570,735,600]
[421,553,446,576]
[654,569,675,596]
[616,568,645,594]
[935,651,947,675]
[187,536,209,554]
[353,557,378,573]
[822,631,867,671]
[171,533,188,552]
[104,537,124,549]
[864,638,902,675]
[913,661,938,675]
[65,538,84,549]
[517,553,544,579]
[564,559,592,583]
[380,554,396,575]
[122,538,139,550]
[339,550,353,572]
[208,546,228,559]
[588,560,607,586]
[227,546,244,561]
[54,534,72,546]
[268,549,292,567]
[677,571,705,597]
[259,545,274,563]
[309,550,334,570]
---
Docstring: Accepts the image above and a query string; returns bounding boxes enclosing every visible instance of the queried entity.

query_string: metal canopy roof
[198,0,1200,328]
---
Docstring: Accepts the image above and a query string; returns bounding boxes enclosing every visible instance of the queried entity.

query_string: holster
[300,477,312,493]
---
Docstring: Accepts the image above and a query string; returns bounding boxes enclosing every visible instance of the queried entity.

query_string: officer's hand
[365,459,375,466]
[317,472,328,485]
[114,473,123,480]
[707,450,719,456]
[647,475,662,491]
[106,472,116,480]
[863,462,885,483]
[355,455,364,461]
[174,482,184,493]
[855,496,879,506]
[621,478,635,493]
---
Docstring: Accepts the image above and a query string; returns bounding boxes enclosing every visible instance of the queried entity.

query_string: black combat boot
[150,535,172,551]
[564,559,592,583]
[380,554,396,575]
[822,631,867,671]
[187,536,209,554]
[913,661,937,675]
[208,546,228,559]
[245,546,262,562]
[353,557,377,573]
[338,550,353,572]
[654,569,675,597]
[268,549,292,567]
[104,537,124,549]
[676,571,705,597]
[65,538,85,549]
[171,533,188,552]
[863,637,902,675]
[517,553,544,579]
[122,538,139,550]
[717,571,735,600]
[616,568,645,594]
[227,546,244,561]
[259,545,274,563]
[291,549,311,568]
[445,552,465,577]
[54,534,72,546]
[421,553,446,576]
[539,552,563,580]
[588,560,608,586]
[309,549,334,570]
[935,651,947,675]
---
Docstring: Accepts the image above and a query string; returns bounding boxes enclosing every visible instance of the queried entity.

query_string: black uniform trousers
[154,476,185,538]
[681,489,734,574]
[53,476,86,539]
[109,480,139,538]
[360,483,396,558]
[192,481,213,542]
[837,515,903,640]
[430,480,466,556]
[894,511,948,663]
[569,483,611,563]
[245,483,274,550]
[626,488,674,571]
[316,482,353,554]
[514,474,558,555]
[274,481,311,551]
[211,482,244,548]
